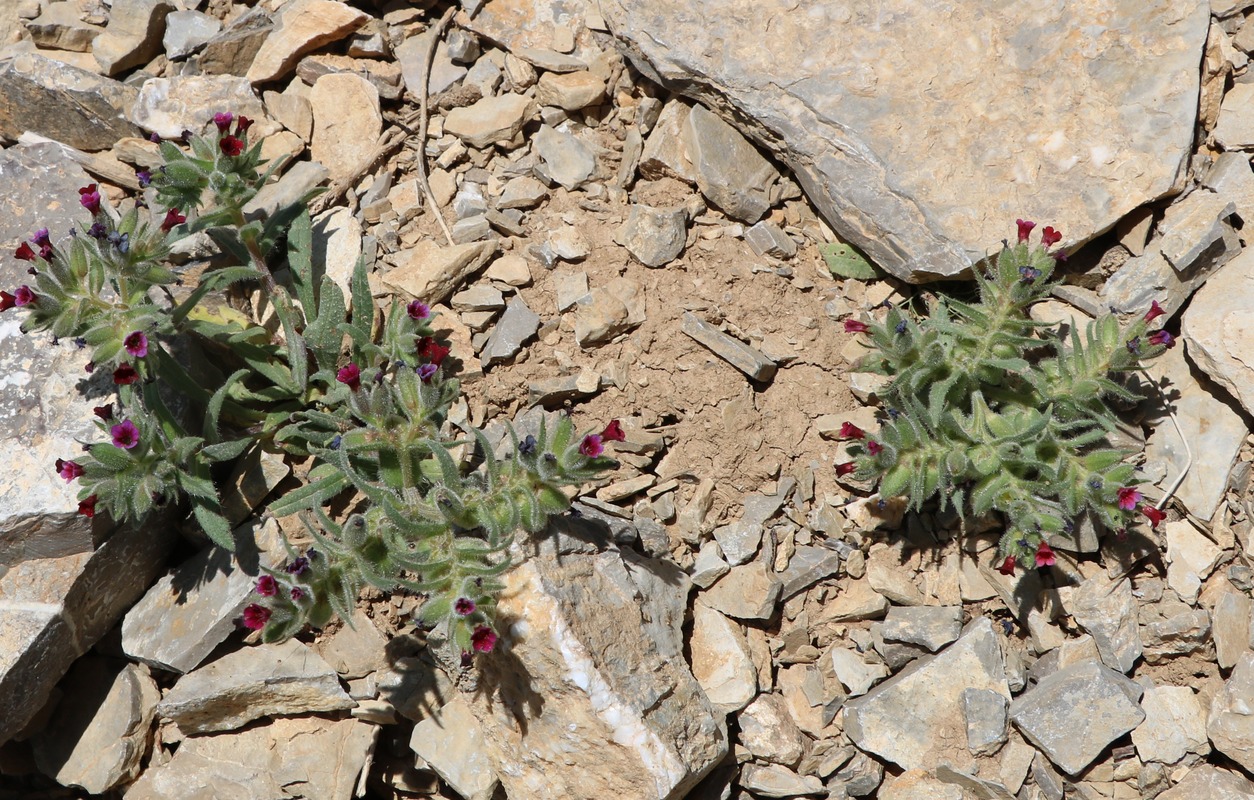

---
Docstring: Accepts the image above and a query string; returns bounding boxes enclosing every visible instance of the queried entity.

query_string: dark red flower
[844,319,869,334]
[113,363,139,385]
[1117,487,1142,512]
[110,420,140,449]
[418,337,450,367]
[454,597,476,616]
[1144,300,1165,323]
[255,575,278,597]
[866,440,883,456]
[14,286,35,306]
[241,603,271,631]
[92,404,114,421]
[336,363,361,391]
[1141,504,1166,528]
[835,462,857,477]
[0,291,14,312]
[1015,219,1035,243]
[1035,541,1056,568]
[78,184,101,215]
[77,494,98,517]
[124,331,149,358]
[56,458,84,482]
[1041,226,1062,247]
[997,556,1017,576]
[160,208,186,232]
[839,422,865,440]
[219,135,244,157]
[290,586,306,601]
[471,625,497,653]
[235,116,253,136]
[1149,330,1174,349]
[600,420,626,442]
[213,111,234,132]
[579,434,604,458]
[14,242,35,261]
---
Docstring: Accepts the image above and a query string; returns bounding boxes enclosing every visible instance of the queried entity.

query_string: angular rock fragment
[480,296,540,368]
[411,696,499,800]
[681,312,776,382]
[310,72,381,182]
[616,203,688,267]
[1131,685,1208,765]
[381,239,497,306]
[738,693,805,765]
[536,70,607,111]
[132,75,275,140]
[196,7,272,76]
[879,605,962,652]
[745,220,796,259]
[639,99,697,183]
[1009,660,1144,775]
[1164,520,1221,605]
[92,0,173,76]
[245,0,367,84]
[573,277,645,348]
[690,601,756,713]
[1156,765,1254,800]
[1213,591,1252,670]
[27,2,105,52]
[1142,608,1211,664]
[445,93,534,149]
[1182,246,1254,418]
[1207,651,1254,773]
[683,103,776,224]
[0,54,139,150]
[163,10,221,60]
[533,124,596,190]
[1069,574,1141,674]
[701,559,781,621]
[963,688,1009,756]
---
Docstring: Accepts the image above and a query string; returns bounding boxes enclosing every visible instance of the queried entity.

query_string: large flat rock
[0,53,140,150]
[598,0,1208,282]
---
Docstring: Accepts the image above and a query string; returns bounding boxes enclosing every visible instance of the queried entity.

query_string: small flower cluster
[837,221,1173,575]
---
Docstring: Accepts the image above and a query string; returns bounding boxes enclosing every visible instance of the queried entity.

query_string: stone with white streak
[132,75,277,140]
[599,0,1208,282]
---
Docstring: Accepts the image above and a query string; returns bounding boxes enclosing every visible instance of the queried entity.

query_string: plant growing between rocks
[838,220,1174,575]
[2,113,624,658]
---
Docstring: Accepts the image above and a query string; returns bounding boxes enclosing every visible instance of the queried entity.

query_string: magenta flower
[1117,487,1142,512]
[1149,330,1174,349]
[14,286,35,306]
[1015,219,1035,242]
[997,556,1017,576]
[55,458,84,482]
[844,319,869,334]
[454,597,476,616]
[336,363,362,391]
[160,208,186,232]
[14,242,36,261]
[241,603,271,631]
[835,462,857,477]
[407,300,430,321]
[213,112,234,132]
[471,625,497,653]
[79,184,101,215]
[124,331,149,358]
[840,422,865,439]
[111,420,140,449]
[113,364,139,385]
[1034,541,1056,568]
[866,440,883,455]
[1144,300,1165,323]
[219,135,244,157]
[1141,504,1166,528]
[1041,226,1062,247]
[600,420,626,442]
[255,575,278,596]
[290,586,306,601]
[417,362,437,383]
[78,495,98,518]
[579,434,604,458]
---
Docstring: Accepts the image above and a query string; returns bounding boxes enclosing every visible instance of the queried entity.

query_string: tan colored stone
[444,93,535,149]
[245,0,368,84]
[535,70,607,111]
[381,239,498,306]
[690,601,757,713]
[309,72,381,182]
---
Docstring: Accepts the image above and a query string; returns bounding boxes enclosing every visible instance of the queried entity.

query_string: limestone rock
[1142,344,1246,521]
[573,277,646,348]
[445,93,534,149]
[132,75,276,140]
[244,159,329,216]
[497,175,549,209]
[1009,660,1144,775]
[737,693,805,765]
[1142,608,1211,664]
[245,0,367,84]
[1213,591,1252,670]
[534,124,597,190]
[1182,245,1254,418]
[125,716,374,800]
[690,601,756,713]
[738,763,824,797]
[700,559,781,621]
[1165,520,1222,605]
[1207,651,1254,773]
[459,0,596,54]
[157,638,354,734]
[879,605,962,653]
[776,544,841,599]
[163,10,221,59]
[680,312,776,382]
[828,646,889,696]
[26,2,105,52]
[311,205,363,302]
[690,540,730,589]
[312,608,388,679]
[818,576,889,622]
[0,54,139,150]
[411,695,499,800]
[197,7,273,76]
[536,70,607,111]
[480,296,540,368]
[599,0,1208,282]
[1156,765,1254,800]
[640,99,697,183]
[395,27,466,97]
[683,103,776,224]
[745,220,797,259]
[381,239,498,306]
[468,534,727,799]
[617,203,688,267]
[1069,574,1141,674]
[30,657,160,793]
[1131,685,1208,765]
[963,688,1009,757]
[879,770,966,800]
[309,72,381,183]
[845,617,1009,771]
[92,0,173,76]
[1214,81,1254,149]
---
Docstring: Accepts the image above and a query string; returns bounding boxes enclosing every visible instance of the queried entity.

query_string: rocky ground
[3,1,1254,799]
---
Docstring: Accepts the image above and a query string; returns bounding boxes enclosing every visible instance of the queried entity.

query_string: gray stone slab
[480,296,540,368]
[681,312,776,382]
[0,53,140,150]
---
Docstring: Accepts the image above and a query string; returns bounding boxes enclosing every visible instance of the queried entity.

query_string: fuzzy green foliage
[6,115,622,654]
[843,226,1171,572]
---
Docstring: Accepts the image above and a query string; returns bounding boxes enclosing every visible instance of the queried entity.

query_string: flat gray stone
[243,159,330,217]
[1069,574,1141,674]
[880,605,962,653]
[513,46,588,73]
[745,220,797,259]
[157,638,354,734]
[480,296,540,368]
[195,7,272,77]
[1009,660,1145,775]
[701,559,781,621]
[1132,684,1208,765]
[845,617,1009,771]
[1208,651,1254,773]
[1101,225,1240,322]
[599,0,1209,282]
[616,203,687,267]
[1213,591,1252,670]
[711,520,761,566]
[1156,766,1254,800]
[776,544,841,599]
[1182,244,1254,420]
[1157,190,1236,272]
[0,53,140,150]
[963,688,1009,757]
[163,10,221,59]
[31,657,160,793]
[497,175,549,209]
[533,124,596,190]
[1142,608,1211,665]
[681,312,777,382]
[684,103,776,224]
[691,540,730,589]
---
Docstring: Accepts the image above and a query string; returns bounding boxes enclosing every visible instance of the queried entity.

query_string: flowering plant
[3,113,623,656]
[838,221,1172,574]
